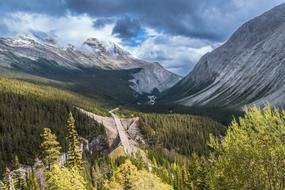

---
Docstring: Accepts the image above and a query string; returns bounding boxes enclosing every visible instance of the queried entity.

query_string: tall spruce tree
[27,172,39,190]
[14,156,20,170]
[40,128,61,169]
[66,112,82,168]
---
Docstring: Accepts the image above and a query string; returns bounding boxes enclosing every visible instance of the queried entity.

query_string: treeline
[140,105,285,190]
[138,113,226,155]
[0,113,91,189]
[0,78,107,177]
[0,78,106,115]
[0,113,172,190]
[1,77,285,189]
[4,105,284,190]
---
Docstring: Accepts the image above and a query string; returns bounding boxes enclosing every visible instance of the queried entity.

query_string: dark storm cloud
[65,0,285,42]
[1,0,284,42]
[1,0,284,75]
[112,17,147,46]
[93,18,114,28]
[112,17,142,39]
[0,0,66,16]
[65,0,238,41]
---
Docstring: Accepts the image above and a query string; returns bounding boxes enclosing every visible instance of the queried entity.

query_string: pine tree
[66,112,83,169]
[40,128,61,169]
[14,156,20,170]
[27,172,39,190]
[175,165,183,190]
[181,163,191,190]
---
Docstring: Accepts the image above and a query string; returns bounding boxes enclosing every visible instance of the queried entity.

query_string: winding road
[76,107,135,155]
[109,108,133,155]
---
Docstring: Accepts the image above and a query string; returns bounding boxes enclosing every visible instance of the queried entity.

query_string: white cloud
[3,12,120,46]
[125,33,216,75]
[2,12,218,76]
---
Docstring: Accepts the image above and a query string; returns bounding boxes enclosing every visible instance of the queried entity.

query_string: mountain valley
[1,2,285,190]
[0,34,181,104]
[160,4,285,109]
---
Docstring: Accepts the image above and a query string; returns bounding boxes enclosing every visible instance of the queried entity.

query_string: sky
[0,0,284,76]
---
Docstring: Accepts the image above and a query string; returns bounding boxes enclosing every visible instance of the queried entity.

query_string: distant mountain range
[161,4,285,109]
[2,4,285,109]
[0,33,181,103]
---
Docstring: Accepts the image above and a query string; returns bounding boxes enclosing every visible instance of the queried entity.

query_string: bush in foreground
[209,105,285,190]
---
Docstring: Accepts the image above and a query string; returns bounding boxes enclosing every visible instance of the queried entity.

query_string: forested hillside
[0,77,228,189]
[141,106,285,190]
[0,78,107,176]
[138,113,226,155]
[2,102,283,190]
[1,77,284,190]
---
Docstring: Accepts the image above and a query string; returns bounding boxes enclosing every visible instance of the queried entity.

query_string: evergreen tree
[181,163,191,190]
[40,128,61,169]
[188,153,208,190]
[138,113,226,156]
[14,156,20,170]
[66,112,83,169]
[0,78,106,176]
[27,172,39,190]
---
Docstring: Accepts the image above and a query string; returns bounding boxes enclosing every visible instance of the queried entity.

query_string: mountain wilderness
[0,34,181,104]
[160,4,285,109]
[0,2,285,190]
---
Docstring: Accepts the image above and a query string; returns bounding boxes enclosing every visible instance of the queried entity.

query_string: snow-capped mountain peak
[82,38,130,57]
[0,35,181,94]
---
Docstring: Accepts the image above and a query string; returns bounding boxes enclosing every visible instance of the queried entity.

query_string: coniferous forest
[138,113,226,155]
[1,1,285,189]
[0,77,285,190]
[0,78,107,177]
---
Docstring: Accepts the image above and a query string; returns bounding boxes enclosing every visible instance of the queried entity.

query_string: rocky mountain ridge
[0,33,181,94]
[163,4,285,108]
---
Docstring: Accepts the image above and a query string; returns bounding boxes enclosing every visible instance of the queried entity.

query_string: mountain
[0,33,181,103]
[161,4,285,108]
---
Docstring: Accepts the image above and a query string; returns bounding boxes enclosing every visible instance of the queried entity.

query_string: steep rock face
[0,34,181,94]
[165,4,285,108]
